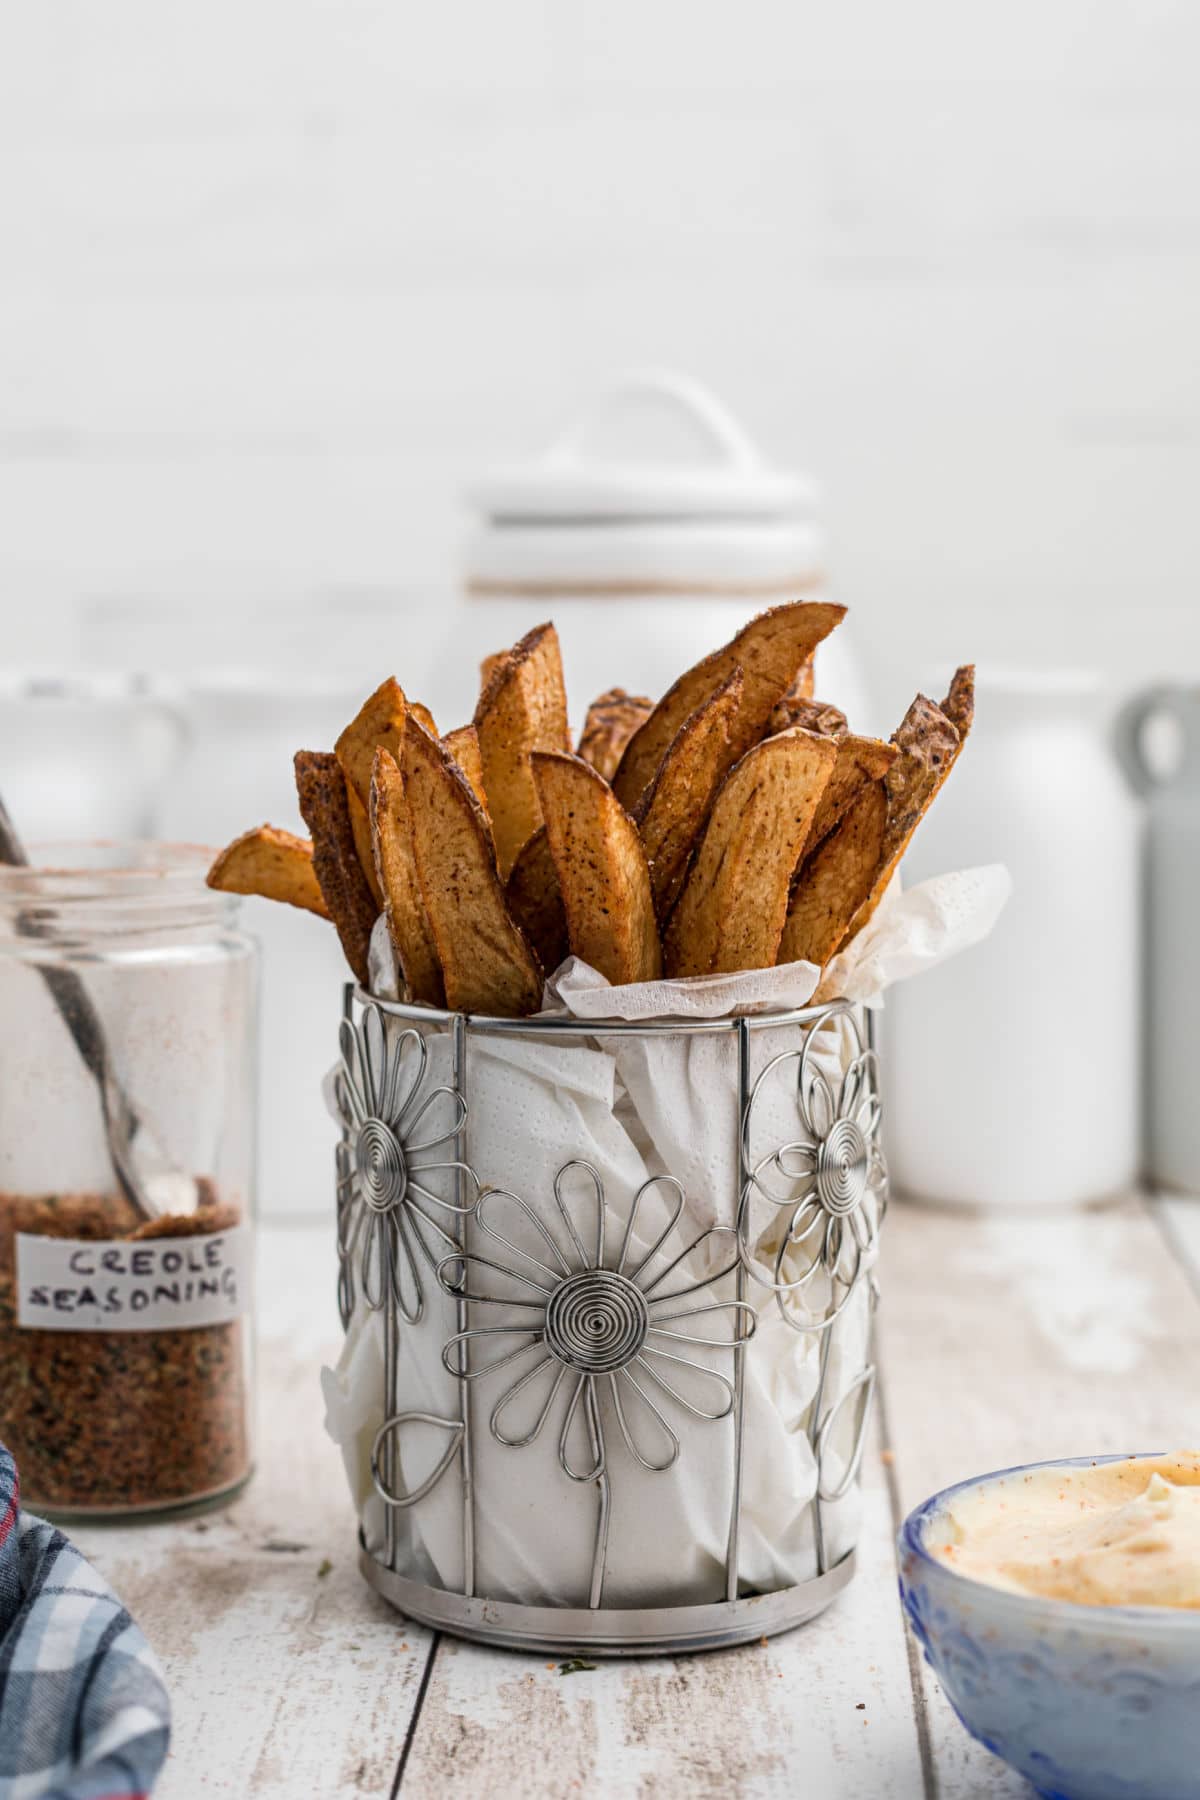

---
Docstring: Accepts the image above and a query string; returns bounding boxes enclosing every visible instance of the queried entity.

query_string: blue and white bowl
[898,1456,1200,1800]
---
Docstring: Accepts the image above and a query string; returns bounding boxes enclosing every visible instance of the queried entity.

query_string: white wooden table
[72,1197,1200,1799]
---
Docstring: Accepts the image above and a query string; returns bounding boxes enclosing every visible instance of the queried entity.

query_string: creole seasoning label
[15,1225,252,1332]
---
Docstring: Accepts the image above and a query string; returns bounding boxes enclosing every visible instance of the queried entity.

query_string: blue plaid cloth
[0,1444,170,1800]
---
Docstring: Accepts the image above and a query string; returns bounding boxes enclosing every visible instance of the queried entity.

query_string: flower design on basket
[334,1001,477,1327]
[738,1005,887,1333]
[437,1162,756,1482]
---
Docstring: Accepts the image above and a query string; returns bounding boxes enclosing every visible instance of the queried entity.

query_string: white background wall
[4,0,1200,722]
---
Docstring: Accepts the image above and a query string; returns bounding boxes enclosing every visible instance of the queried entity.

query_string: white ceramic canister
[451,370,871,732]
[881,671,1141,1209]
[1116,686,1200,1193]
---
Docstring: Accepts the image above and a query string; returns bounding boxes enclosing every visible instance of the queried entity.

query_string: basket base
[359,1546,856,1656]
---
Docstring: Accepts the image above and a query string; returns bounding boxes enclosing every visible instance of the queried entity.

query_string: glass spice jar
[0,843,258,1518]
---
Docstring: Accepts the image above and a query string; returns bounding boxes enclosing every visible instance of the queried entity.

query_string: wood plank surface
[398,1425,926,1799]
[57,1198,1200,1798]
[72,1225,437,1800]
[877,1193,1200,1800]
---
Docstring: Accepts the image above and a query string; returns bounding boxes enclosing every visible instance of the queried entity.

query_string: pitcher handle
[1113,685,1183,797]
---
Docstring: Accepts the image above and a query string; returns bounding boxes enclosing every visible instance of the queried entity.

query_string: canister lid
[463,371,824,591]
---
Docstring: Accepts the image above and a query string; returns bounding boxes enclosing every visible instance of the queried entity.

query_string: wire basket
[332,985,886,1656]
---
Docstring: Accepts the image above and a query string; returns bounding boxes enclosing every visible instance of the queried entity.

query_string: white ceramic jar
[450,370,871,731]
[881,671,1141,1209]
[1116,686,1200,1193]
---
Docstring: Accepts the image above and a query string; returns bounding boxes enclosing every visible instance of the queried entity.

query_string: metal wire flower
[739,1006,887,1333]
[437,1162,756,1482]
[335,1001,477,1327]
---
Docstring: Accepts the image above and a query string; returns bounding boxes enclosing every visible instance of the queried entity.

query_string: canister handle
[1113,685,1184,796]
[544,369,767,473]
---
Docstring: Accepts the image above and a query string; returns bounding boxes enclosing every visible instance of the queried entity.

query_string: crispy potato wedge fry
[635,668,744,920]
[504,826,568,976]
[206,825,329,918]
[841,692,964,946]
[577,688,655,782]
[804,732,897,856]
[410,701,438,736]
[940,663,975,741]
[335,677,408,907]
[768,695,847,739]
[795,656,815,701]
[404,717,543,1016]
[443,725,490,819]
[473,622,571,880]
[294,751,378,985]
[612,601,845,811]
[531,751,661,986]
[479,650,510,695]
[663,729,837,978]
[370,747,444,1006]
[779,780,888,967]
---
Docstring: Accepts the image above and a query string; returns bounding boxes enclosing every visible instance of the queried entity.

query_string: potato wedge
[370,747,444,1006]
[504,826,568,976]
[410,701,438,737]
[634,668,744,920]
[335,678,408,907]
[778,780,888,967]
[663,729,837,978]
[294,751,378,985]
[841,691,964,945]
[404,717,543,1016]
[531,751,661,986]
[443,725,490,819]
[804,732,897,857]
[479,649,510,695]
[206,825,329,918]
[768,695,847,739]
[612,601,845,811]
[940,663,975,741]
[577,688,654,782]
[473,622,571,880]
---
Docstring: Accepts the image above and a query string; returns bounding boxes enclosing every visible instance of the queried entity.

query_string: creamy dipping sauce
[930,1454,1200,1608]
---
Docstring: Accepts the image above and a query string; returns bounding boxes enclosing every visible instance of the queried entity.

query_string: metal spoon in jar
[0,795,188,1224]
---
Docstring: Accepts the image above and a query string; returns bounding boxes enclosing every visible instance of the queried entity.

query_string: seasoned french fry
[474,622,571,880]
[410,701,438,736]
[804,733,897,857]
[479,650,509,695]
[841,692,964,946]
[577,688,655,782]
[940,663,976,741]
[504,826,568,976]
[663,729,837,978]
[768,695,847,739]
[294,751,378,985]
[531,751,661,986]
[370,747,444,1006]
[335,678,408,907]
[404,717,543,1016]
[635,668,743,920]
[778,780,888,968]
[443,725,490,821]
[206,825,329,918]
[612,601,845,811]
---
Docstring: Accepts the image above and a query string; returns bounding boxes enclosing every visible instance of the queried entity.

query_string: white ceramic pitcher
[1116,686,1200,1193]
[882,671,1141,1209]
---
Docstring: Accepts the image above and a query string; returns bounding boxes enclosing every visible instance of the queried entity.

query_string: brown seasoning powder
[0,1189,250,1514]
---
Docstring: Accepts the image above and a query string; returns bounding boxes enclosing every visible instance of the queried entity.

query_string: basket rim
[351,984,855,1039]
